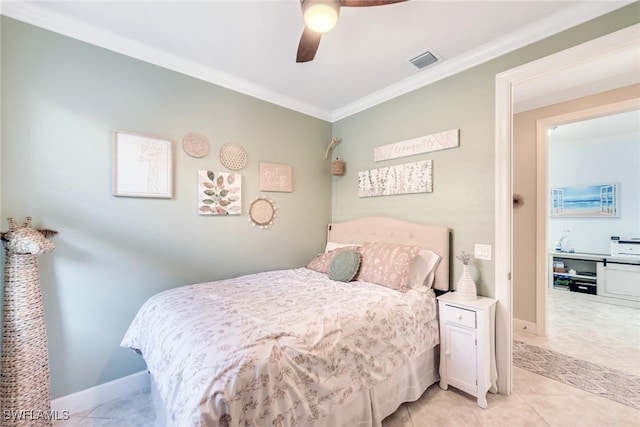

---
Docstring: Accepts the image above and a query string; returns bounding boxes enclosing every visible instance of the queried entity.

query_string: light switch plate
[475,244,492,261]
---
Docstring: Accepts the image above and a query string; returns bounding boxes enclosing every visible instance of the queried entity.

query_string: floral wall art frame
[358,160,433,198]
[198,170,242,215]
[113,130,173,198]
[550,183,618,217]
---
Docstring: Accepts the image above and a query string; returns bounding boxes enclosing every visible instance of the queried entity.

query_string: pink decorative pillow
[306,246,358,274]
[356,242,420,292]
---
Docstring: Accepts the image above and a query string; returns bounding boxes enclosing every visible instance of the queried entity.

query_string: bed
[121,216,450,426]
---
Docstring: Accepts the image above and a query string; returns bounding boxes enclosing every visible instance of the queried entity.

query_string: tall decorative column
[1,217,57,427]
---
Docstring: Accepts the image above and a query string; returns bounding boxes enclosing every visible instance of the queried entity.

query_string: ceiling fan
[296,0,408,63]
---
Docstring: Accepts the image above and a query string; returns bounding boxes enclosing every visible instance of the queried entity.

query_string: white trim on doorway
[494,73,514,395]
[495,23,640,396]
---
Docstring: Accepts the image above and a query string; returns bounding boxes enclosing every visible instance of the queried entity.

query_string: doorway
[535,99,640,337]
[522,104,640,373]
[494,23,640,395]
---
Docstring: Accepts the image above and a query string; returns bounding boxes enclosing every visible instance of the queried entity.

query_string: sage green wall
[0,17,331,398]
[331,69,496,296]
[331,3,639,298]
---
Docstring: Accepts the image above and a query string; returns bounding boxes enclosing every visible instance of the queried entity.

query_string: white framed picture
[113,130,173,198]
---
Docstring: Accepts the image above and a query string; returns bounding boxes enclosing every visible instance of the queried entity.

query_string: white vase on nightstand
[456,264,477,301]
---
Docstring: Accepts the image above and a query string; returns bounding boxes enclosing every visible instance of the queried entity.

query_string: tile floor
[514,289,640,377]
[54,291,640,426]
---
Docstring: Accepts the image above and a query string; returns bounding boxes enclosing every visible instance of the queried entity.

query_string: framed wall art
[259,162,292,192]
[358,160,432,198]
[113,130,173,198]
[198,170,242,215]
[374,129,459,162]
[550,183,618,217]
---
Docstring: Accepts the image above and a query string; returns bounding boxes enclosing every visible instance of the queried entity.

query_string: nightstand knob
[457,314,463,320]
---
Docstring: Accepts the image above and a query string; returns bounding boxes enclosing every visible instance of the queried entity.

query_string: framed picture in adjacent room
[550,183,618,217]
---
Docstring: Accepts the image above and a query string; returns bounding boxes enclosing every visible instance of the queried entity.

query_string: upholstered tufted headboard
[327,217,451,292]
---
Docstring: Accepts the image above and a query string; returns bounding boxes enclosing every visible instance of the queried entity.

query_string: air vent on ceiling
[409,51,439,69]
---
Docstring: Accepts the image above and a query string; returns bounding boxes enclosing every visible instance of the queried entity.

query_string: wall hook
[324,137,341,160]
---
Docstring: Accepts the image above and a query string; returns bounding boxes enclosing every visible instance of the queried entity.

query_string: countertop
[550,251,640,265]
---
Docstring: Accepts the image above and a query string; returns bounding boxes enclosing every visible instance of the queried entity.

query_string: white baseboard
[513,318,538,335]
[51,370,149,414]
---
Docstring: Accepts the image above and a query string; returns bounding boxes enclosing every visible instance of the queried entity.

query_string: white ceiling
[1,0,637,121]
[549,109,640,144]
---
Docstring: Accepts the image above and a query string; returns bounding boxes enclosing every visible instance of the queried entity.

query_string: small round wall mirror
[249,197,276,229]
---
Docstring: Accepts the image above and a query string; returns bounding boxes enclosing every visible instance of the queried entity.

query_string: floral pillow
[306,246,359,274]
[356,242,420,292]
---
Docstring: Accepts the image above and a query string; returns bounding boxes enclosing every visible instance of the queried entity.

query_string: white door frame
[494,23,639,395]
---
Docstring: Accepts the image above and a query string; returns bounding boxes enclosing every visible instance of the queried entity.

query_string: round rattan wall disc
[182,133,210,158]
[249,197,276,228]
[220,143,247,170]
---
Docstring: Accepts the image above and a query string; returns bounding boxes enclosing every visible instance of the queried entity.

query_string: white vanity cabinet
[437,293,497,408]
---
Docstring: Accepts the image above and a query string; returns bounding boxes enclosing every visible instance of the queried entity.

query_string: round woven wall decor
[249,197,276,229]
[220,143,247,170]
[182,132,210,158]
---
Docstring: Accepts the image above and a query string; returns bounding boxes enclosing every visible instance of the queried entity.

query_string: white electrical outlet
[474,244,492,261]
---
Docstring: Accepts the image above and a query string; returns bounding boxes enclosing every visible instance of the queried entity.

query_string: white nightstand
[437,292,498,408]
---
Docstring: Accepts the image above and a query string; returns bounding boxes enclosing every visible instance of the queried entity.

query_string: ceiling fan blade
[296,27,322,63]
[340,0,407,6]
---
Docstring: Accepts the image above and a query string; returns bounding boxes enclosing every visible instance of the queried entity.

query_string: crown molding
[1,1,632,123]
[0,1,333,122]
[330,1,634,122]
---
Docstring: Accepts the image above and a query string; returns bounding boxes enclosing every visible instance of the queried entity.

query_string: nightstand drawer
[442,304,476,328]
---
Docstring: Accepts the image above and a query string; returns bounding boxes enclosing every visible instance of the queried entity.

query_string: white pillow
[324,241,362,253]
[407,250,441,289]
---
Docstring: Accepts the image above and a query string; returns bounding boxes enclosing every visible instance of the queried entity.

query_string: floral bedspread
[121,268,439,426]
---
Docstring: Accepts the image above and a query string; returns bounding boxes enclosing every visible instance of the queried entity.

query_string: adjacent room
[513,97,640,413]
[1,1,639,426]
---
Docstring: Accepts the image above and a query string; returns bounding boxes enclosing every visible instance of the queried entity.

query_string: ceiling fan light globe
[304,2,339,33]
